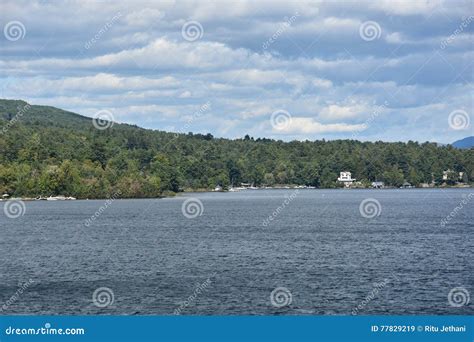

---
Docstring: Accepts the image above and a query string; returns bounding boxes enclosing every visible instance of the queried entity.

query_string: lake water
[0,189,472,315]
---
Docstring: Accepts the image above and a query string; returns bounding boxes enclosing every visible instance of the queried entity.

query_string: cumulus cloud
[319,104,369,121]
[273,117,366,134]
[0,0,472,143]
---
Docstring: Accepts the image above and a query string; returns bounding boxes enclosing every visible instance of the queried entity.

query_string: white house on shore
[442,170,464,181]
[337,171,355,187]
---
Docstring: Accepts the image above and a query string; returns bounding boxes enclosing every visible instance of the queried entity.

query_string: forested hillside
[0,99,472,198]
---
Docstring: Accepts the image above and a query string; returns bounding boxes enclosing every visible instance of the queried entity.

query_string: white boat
[228,179,239,192]
[47,195,67,201]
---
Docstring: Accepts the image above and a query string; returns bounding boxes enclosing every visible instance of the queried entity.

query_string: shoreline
[1,185,472,202]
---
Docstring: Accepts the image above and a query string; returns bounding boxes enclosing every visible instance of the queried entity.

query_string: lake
[0,189,472,315]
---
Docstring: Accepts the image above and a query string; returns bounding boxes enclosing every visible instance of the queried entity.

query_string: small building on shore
[443,170,464,181]
[337,171,355,188]
[371,181,384,189]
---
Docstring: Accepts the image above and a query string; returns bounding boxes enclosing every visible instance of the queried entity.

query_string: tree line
[0,100,472,198]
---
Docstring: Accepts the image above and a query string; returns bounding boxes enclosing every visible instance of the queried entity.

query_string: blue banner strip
[1,316,472,342]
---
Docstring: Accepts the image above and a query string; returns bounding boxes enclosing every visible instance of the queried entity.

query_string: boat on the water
[46,195,76,201]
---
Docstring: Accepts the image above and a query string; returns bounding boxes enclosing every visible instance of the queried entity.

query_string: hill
[0,99,472,198]
[452,136,474,149]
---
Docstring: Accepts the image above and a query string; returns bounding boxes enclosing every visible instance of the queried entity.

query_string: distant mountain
[452,136,474,149]
[0,99,139,131]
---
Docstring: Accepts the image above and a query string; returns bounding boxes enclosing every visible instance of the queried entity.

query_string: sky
[1,0,473,143]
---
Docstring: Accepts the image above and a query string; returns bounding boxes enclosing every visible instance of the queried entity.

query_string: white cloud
[312,78,333,88]
[124,8,165,26]
[0,38,263,73]
[368,0,442,16]
[274,117,367,134]
[319,104,368,121]
[178,91,192,98]
[385,32,404,44]
[239,105,274,119]
[2,74,180,96]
